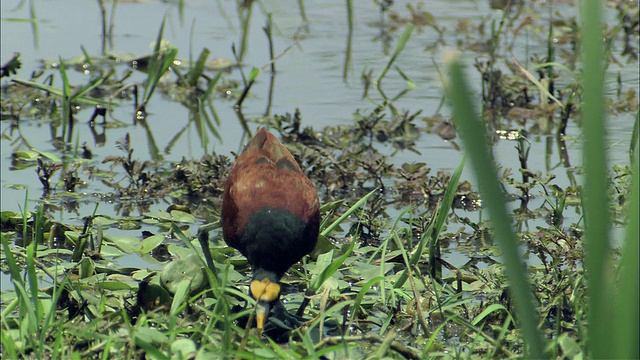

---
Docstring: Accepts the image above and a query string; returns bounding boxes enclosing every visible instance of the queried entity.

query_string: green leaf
[135,327,169,345]
[12,150,40,162]
[611,139,639,357]
[374,23,415,88]
[169,210,196,223]
[310,234,336,257]
[93,216,118,226]
[471,304,512,326]
[69,73,108,103]
[138,283,172,310]
[309,237,356,294]
[145,210,173,222]
[98,244,126,257]
[142,18,178,105]
[108,236,138,254]
[160,252,207,295]
[95,281,134,291]
[350,276,385,322]
[170,339,197,359]
[321,189,377,236]
[511,58,563,108]
[78,257,95,279]
[170,280,190,315]
[32,149,62,162]
[188,48,210,87]
[136,235,165,253]
[432,155,465,242]
[557,333,583,359]
[134,327,169,360]
[248,67,260,82]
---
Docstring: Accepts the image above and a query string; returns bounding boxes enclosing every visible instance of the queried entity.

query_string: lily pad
[160,252,207,295]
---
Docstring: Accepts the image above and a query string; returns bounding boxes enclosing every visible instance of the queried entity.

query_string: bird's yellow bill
[255,301,269,329]
[250,279,281,329]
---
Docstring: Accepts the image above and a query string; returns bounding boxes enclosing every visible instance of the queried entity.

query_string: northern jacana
[221,128,320,329]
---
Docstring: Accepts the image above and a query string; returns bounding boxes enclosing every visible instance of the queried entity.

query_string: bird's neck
[252,268,281,283]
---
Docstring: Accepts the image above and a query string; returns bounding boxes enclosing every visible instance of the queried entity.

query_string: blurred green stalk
[444,52,544,357]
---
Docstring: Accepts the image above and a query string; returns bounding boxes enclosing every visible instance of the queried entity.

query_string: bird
[221,128,320,329]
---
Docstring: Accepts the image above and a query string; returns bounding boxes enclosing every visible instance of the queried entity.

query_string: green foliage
[140,18,178,109]
[579,0,639,358]
[1,0,638,358]
[445,53,545,357]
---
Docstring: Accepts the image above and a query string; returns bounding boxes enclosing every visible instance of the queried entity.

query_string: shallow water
[1,0,638,291]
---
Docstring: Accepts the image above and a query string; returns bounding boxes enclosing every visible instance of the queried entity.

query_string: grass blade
[393,155,465,289]
[1,233,23,291]
[188,48,210,87]
[579,0,612,357]
[11,79,112,106]
[631,110,638,164]
[141,18,178,106]
[444,51,545,358]
[610,155,639,358]
[59,57,71,143]
[428,154,465,277]
[320,189,377,236]
[374,24,414,89]
[308,238,355,296]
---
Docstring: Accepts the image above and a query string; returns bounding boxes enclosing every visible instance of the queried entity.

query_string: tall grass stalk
[578,0,639,358]
[392,155,465,290]
[53,57,108,144]
[374,24,414,89]
[29,0,39,48]
[428,154,465,278]
[140,18,178,110]
[611,146,639,358]
[1,201,68,358]
[59,58,72,144]
[372,23,415,105]
[444,52,545,358]
[579,0,611,356]
[343,0,354,81]
[631,111,639,163]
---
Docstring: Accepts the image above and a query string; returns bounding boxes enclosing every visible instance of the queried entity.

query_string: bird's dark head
[250,269,281,329]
